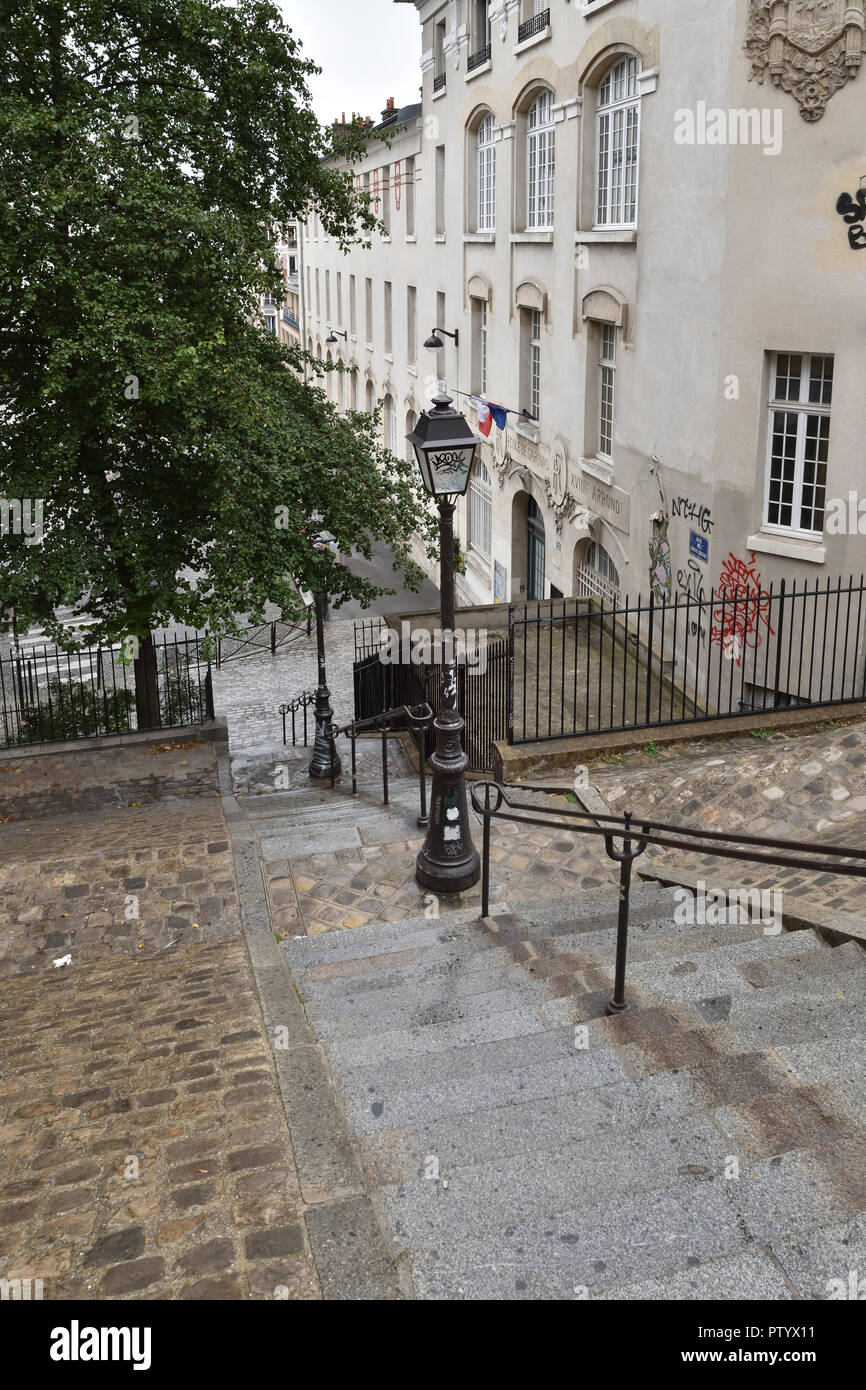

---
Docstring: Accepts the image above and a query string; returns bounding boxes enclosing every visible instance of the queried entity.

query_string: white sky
[278,1,421,125]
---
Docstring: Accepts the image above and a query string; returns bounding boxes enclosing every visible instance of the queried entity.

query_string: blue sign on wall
[689,531,709,564]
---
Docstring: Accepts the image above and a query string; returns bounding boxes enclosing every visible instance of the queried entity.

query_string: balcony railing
[282,309,299,330]
[433,71,446,93]
[467,42,491,72]
[518,7,550,43]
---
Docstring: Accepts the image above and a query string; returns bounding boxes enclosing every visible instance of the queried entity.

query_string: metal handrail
[280,689,316,746]
[327,702,433,825]
[470,780,866,1014]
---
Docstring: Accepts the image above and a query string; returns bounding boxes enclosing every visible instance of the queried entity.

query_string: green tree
[0,0,435,725]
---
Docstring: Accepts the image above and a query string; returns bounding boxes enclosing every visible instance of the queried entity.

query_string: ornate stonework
[745,0,866,121]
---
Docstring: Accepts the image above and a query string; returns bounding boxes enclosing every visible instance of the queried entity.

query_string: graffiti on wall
[670,496,714,534]
[709,553,775,666]
[836,182,866,250]
[648,506,672,600]
[676,557,709,644]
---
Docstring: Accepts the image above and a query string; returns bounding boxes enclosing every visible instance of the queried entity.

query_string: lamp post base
[414,710,480,896]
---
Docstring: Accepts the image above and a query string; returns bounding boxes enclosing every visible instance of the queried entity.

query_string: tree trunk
[133,633,161,730]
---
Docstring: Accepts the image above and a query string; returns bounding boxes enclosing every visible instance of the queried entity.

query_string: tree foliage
[0,0,435,649]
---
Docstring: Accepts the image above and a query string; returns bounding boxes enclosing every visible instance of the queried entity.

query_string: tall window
[477,114,496,231]
[470,459,492,561]
[407,286,417,366]
[325,270,331,322]
[435,145,446,235]
[598,323,616,458]
[764,353,833,536]
[381,165,390,236]
[315,269,320,316]
[349,275,357,334]
[405,155,416,235]
[365,380,375,416]
[350,368,358,411]
[529,309,541,420]
[365,277,373,344]
[480,300,488,395]
[596,56,641,228]
[384,281,392,353]
[383,395,397,453]
[527,91,555,230]
[336,272,343,329]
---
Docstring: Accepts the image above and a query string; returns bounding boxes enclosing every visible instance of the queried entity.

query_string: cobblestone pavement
[0,741,328,1300]
[262,786,619,937]
[581,718,866,919]
[0,937,320,1300]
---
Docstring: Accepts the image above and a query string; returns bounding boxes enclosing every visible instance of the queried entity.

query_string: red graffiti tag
[709,553,775,665]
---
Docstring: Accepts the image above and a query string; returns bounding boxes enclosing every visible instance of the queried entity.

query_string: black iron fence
[352,629,508,772]
[215,612,311,667]
[509,578,866,744]
[0,633,214,748]
[471,781,866,1013]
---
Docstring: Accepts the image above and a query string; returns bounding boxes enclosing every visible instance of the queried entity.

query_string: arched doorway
[527,497,546,600]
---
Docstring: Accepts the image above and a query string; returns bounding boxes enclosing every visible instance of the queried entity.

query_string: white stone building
[304,0,866,644]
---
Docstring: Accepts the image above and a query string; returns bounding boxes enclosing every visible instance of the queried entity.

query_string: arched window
[596,55,642,228]
[477,114,496,231]
[527,90,555,230]
[469,459,492,561]
[365,380,375,416]
[349,366,358,411]
[587,539,620,589]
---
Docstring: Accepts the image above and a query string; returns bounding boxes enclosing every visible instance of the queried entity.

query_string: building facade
[304,0,866,638]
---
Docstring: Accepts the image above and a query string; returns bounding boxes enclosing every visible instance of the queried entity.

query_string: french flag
[472,398,507,436]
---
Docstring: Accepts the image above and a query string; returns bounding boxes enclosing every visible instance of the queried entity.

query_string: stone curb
[215,742,408,1299]
[637,861,866,947]
[493,702,866,781]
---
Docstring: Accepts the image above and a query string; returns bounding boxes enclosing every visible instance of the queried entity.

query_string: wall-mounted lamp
[424,326,459,351]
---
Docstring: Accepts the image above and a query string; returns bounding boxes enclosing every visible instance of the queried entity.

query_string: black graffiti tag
[836,188,866,251]
[671,496,713,534]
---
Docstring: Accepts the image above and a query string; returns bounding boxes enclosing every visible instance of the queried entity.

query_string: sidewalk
[0,738,399,1300]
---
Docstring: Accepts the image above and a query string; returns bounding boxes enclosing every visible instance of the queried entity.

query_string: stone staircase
[281,879,866,1300]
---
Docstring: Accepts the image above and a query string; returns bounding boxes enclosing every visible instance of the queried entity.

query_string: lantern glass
[407,395,478,499]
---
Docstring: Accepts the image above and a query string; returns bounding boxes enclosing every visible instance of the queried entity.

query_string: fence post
[506,605,515,746]
[607,811,634,1015]
[381,723,389,806]
[481,783,491,918]
[271,622,277,656]
[204,663,215,721]
[772,579,786,708]
[644,592,655,726]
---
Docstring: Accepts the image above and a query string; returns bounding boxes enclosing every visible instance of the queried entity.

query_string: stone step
[356,1049,787,1183]
[381,1148,855,1296]
[341,1033,631,1137]
[324,1001,551,1071]
[311,978,554,1043]
[242,777,421,821]
[283,882,673,973]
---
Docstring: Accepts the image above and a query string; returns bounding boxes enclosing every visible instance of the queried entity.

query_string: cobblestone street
[0,739,395,1300]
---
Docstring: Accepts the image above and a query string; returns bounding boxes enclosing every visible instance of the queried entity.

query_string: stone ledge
[637,861,866,948]
[492,701,866,782]
[0,718,228,762]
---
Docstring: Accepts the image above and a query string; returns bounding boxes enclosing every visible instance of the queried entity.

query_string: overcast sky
[279,1,421,125]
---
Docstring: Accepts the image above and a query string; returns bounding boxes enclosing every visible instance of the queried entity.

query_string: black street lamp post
[407,395,480,894]
[308,533,342,782]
